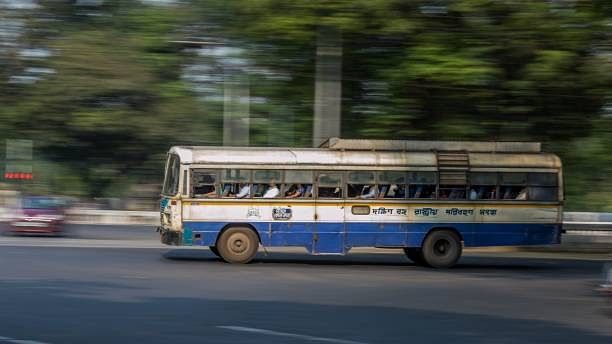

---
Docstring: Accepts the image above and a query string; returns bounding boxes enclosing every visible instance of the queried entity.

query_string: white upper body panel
[168,146,561,170]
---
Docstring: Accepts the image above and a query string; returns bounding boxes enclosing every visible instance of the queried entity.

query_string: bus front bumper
[157,227,182,246]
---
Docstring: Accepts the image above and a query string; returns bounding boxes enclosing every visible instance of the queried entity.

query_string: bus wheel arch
[215,224,261,264]
[420,227,463,268]
[216,223,262,245]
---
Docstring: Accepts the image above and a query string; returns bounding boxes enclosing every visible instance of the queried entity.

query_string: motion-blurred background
[0,0,611,211]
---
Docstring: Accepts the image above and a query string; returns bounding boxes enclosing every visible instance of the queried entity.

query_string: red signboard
[4,172,33,180]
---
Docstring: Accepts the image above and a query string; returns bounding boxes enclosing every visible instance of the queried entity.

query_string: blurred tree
[0,0,610,210]
[1,0,220,197]
[191,0,612,210]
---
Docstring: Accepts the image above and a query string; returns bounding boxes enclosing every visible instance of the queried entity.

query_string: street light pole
[312,27,342,147]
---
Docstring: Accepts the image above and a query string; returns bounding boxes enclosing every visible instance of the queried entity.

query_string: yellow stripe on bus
[181,200,560,208]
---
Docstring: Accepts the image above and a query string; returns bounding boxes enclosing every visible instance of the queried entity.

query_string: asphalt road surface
[0,225,611,344]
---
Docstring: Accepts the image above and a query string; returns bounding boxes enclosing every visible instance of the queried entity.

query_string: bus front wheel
[209,246,220,257]
[403,248,425,265]
[421,230,462,268]
[217,227,259,264]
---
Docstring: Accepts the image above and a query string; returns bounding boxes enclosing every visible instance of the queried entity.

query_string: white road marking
[217,326,369,344]
[0,335,51,344]
[0,237,167,249]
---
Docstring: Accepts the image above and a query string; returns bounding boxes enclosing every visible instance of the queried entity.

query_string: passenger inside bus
[193,183,216,197]
[413,184,424,198]
[221,184,232,197]
[439,189,448,199]
[263,181,280,198]
[409,184,435,199]
[378,184,394,198]
[319,187,342,198]
[359,185,378,199]
[502,186,522,199]
[383,184,406,198]
[201,187,217,198]
[470,186,497,200]
[469,188,478,200]
[448,188,465,199]
[285,184,304,198]
[192,172,218,198]
[235,183,251,198]
[437,187,466,199]
[516,187,528,200]
[302,184,313,198]
[378,185,389,198]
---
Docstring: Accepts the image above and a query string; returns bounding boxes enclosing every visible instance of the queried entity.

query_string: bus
[157,138,563,268]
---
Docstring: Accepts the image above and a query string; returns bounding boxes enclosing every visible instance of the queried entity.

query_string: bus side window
[347,171,376,199]
[528,172,558,201]
[469,172,497,200]
[378,171,405,199]
[283,170,313,198]
[439,185,466,200]
[191,170,218,198]
[500,173,527,200]
[408,172,436,199]
[317,172,342,198]
[221,169,251,198]
[253,170,281,198]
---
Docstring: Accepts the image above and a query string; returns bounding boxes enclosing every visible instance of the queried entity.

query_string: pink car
[9,196,66,235]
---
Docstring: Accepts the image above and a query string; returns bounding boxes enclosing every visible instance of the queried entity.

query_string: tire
[209,246,220,257]
[216,227,259,264]
[421,230,462,268]
[403,247,425,265]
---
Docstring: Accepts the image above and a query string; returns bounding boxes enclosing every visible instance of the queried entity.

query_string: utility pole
[312,27,342,147]
[170,39,251,146]
[223,73,250,146]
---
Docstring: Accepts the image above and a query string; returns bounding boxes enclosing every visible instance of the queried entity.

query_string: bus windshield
[162,154,180,196]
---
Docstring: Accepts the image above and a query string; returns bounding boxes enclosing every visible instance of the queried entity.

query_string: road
[0,225,611,344]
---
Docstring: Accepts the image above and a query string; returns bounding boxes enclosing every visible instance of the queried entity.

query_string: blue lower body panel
[182,222,562,254]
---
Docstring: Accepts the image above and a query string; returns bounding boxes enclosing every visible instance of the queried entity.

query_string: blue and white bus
[158,138,563,268]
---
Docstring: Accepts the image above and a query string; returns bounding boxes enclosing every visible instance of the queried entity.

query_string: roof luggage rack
[319,137,541,153]
[437,151,469,185]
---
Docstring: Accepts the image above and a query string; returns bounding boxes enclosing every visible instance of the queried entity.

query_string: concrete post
[223,74,250,146]
[312,27,342,147]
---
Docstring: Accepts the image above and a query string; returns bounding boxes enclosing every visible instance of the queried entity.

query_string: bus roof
[169,142,561,169]
[319,138,541,153]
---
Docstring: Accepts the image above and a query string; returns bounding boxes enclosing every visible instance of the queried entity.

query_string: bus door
[269,170,315,250]
[344,171,387,247]
[467,172,500,246]
[313,171,345,254]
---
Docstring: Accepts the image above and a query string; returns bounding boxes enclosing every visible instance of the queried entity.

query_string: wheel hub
[229,233,249,254]
[434,239,450,256]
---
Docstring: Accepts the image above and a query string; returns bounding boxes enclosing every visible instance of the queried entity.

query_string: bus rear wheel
[421,230,462,268]
[217,227,259,264]
[403,248,425,265]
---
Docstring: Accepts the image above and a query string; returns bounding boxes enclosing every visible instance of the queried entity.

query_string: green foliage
[1,1,218,198]
[1,0,611,211]
[191,0,612,210]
